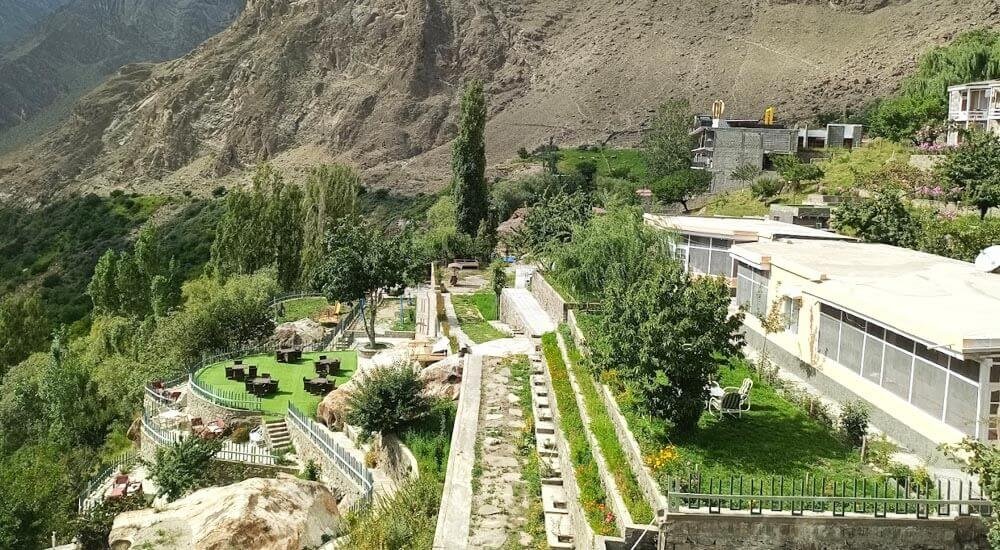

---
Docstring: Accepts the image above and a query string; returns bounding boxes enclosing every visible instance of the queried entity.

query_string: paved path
[469,356,534,548]
[501,288,557,337]
[415,289,438,341]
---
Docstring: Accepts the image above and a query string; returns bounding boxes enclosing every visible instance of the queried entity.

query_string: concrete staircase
[264,419,291,450]
[530,341,575,549]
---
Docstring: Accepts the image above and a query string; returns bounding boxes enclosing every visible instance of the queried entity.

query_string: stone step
[536,433,558,456]
[534,419,556,434]
[542,483,571,514]
[540,455,562,477]
[545,512,575,549]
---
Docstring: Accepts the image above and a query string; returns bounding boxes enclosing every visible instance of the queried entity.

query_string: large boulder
[316,381,358,430]
[274,319,326,348]
[109,477,339,550]
[419,358,462,401]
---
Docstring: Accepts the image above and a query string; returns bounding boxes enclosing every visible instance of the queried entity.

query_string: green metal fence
[666,475,992,519]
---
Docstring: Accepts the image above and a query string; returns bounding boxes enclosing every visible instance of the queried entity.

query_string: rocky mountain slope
[0,0,996,199]
[0,0,71,49]
[0,0,243,148]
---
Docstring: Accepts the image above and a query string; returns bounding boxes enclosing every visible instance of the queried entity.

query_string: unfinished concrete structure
[691,114,798,192]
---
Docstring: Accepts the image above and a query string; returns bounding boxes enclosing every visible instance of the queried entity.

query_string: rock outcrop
[274,318,326,348]
[419,358,463,401]
[108,476,339,550]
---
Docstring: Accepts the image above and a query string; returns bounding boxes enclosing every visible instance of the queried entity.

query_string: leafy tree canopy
[642,99,694,181]
[937,129,1000,219]
[347,365,430,435]
[651,169,711,212]
[453,80,489,236]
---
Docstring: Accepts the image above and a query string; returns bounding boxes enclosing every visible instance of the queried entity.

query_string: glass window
[882,345,913,400]
[711,238,733,250]
[945,376,979,436]
[861,336,884,385]
[885,331,914,353]
[818,313,840,360]
[910,357,947,419]
[820,303,840,318]
[843,313,866,331]
[709,249,731,276]
[915,343,951,370]
[838,322,865,374]
[689,247,710,274]
[865,323,885,339]
[950,358,980,382]
[783,299,800,335]
[689,236,711,247]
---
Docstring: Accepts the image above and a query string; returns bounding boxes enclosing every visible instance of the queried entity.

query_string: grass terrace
[553,147,648,181]
[276,296,330,324]
[451,292,506,344]
[195,350,358,418]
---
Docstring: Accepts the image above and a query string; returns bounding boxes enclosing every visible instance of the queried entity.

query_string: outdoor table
[276,348,301,362]
[249,377,275,396]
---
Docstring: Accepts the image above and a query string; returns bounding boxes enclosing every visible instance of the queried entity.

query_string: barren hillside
[0,0,996,199]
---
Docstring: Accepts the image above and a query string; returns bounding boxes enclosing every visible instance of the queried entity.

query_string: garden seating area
[195,350,358,416]
[106,474,142,500]
[707,378,752,418]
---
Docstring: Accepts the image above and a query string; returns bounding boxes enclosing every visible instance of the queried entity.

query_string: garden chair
[191,417,205,435]
[225,367,234,380]
[248,366,258,378]
[268,380,279,394]
[316,364,328,377]
[234,369,245,382]
[319,355,327,361]
[303,377,312,391]
[261,372,271,379]
[709,391,746,418]
[234,359,243,365]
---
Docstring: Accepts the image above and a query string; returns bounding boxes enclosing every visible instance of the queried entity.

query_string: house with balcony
[690,115,798,192]
[796,123,864,150]
[946,80,1000,145]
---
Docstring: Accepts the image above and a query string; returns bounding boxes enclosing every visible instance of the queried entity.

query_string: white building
[796,123,864,150]
[946,80,1000,146]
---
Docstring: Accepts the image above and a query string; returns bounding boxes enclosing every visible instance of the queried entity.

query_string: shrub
[211,186,227,197]
[751,177,784,199]
[839,400,870,446]
[517,146,530,159]
[147,437,222,501]
[347,365,430,435]
[299,460,321,481]
[865,434,898,470]
[230,425,250,443]
[782,163,824,191]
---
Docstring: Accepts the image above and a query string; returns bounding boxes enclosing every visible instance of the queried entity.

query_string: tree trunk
[981,204,989,220]
[365,291,378,348]
[680,200,690,213]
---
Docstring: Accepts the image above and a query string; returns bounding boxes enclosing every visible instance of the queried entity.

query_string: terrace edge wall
[530,270,572,323]
[613,514,988,550]
[186,387,262,425]
[286,417,365,507]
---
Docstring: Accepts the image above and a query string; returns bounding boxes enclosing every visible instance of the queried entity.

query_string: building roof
[947,80,1000,91]
[731,239,1000,356]
[644,214,854,242]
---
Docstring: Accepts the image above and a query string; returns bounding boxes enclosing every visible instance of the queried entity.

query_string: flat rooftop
[731,239,1000,356]
[644,214,854,242]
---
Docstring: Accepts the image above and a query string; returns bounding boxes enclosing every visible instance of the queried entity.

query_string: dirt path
[469,356,536,548]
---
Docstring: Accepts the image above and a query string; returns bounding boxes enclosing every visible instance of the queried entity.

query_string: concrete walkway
[415,289,438,341]
[433,354,484,549]
[501,288,557,337]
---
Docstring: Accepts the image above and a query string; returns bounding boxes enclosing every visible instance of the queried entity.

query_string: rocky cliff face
[0,0,243,142]
[108,476,340,550]
[0,0,996,199]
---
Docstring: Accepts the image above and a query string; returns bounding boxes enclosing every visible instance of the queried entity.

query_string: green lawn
[195,350,358,418]
[469,291,498,321]
[451,293,507,344]
[277,296,330,324]
[553,147,647,181]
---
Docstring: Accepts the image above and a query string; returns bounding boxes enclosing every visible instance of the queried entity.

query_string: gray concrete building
[691,116,798,193]
[768,204,834,229]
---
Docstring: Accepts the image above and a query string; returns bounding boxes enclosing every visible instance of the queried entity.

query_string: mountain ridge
[0,0,996,200]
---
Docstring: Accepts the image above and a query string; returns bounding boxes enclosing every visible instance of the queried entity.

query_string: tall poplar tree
[452,80,489,236]
[300,164,360,286]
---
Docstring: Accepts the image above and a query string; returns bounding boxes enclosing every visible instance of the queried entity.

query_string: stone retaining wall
[530,271,572,323]
[286,419,363,507]
[376,433,418,485]
[612,514,988,550]
[186,388,262,425]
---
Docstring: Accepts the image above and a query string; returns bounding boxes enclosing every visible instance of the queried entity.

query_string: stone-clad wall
[530,271,570,323]
[186,388,261,425]
[287,421,361,506]
[613,514,988,550]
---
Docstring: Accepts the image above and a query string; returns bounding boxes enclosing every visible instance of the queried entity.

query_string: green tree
[300,164,360,286]
[0,291,50,374]
[938,129,1000,219]
[866,95,946,144]
[115,251,149,317]
[312,219,414,348]
[147,437,223,501]
[210,163,304,289]
[453,80,489,236]
[594,261,744,433]
[942,438,1000,547]
[414,195,475,264]
[729,163,762,185]
[832,192,920,247]
[488,260,508,312]
[508,191,591,255]
[87,249,120,314]
[651,169,711,212]
[781,162,824,191]
[133,224,160,279]
[347,365,429,435]
[642,100,693,181]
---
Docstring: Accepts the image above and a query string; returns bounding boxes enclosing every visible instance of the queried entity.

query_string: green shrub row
[559,326,653,523]
[541,333,616,535]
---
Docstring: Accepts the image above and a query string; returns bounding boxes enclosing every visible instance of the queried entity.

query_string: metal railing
[286,403,374,503]
[142,411,187,447]
[666,475,992,519]
[188,373,263,411]
[215,440,278,466]
[77,450,139,512]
